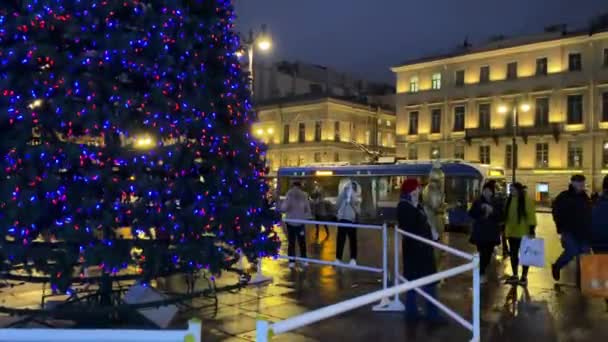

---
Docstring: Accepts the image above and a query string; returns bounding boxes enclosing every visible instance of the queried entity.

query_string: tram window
[444,177,480,205]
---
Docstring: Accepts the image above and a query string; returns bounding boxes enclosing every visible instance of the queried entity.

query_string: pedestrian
[311,186,330,240]
[551,174,592,281]
[504,182,537,286]
[469,181,503,284]
[591,175,608,253]
[398,178,440,322]
[281,181,312,268]
[335,181,361,265]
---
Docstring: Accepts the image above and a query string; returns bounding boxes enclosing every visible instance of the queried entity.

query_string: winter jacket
[591,193,608,251]
[552,186,592,242]
[281,187,312,224]
[469,195,503,245]
[504,195,537,238]
[336,184,361,222]
[398,199,437,280]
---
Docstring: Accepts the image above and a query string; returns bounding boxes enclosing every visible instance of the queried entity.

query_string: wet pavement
[2,213,607,341]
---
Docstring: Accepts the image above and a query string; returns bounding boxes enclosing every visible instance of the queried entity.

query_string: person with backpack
[551,174,592,281]
[335,181,361,265]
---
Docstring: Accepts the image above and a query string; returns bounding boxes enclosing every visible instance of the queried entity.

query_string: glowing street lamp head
[256,24,272,51]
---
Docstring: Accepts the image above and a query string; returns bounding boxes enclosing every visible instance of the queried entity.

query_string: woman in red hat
[398,178,440,322]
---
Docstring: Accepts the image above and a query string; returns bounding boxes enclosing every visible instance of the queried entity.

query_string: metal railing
[0,319,201,342]
[255,221,481,342]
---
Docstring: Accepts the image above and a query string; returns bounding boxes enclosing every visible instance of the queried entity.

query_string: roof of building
[255,92,395,114]
[393,23,608,69]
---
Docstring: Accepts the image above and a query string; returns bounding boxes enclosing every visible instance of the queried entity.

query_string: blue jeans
[405,283,438,320]
[554,233,590,271]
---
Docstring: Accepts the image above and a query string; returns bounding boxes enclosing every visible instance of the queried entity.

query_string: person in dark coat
[469,181,503,284]
[398,178,439,321]
[591,175,608,253]
[551,174,592,281]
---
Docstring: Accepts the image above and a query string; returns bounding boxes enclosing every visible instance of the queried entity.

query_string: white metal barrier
[0,319,201,342]
[255,226,481,342]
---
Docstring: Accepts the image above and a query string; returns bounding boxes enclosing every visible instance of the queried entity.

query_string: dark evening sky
[234,0,607,83]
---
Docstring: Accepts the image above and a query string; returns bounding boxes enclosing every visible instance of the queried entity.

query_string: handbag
[580,253,608,298]
[519,236,545,268]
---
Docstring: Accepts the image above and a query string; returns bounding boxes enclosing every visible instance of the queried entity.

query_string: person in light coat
[281,182,312,268]
[335,181,361,265]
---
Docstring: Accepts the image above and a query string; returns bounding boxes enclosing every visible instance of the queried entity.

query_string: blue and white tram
[277,160,506,228]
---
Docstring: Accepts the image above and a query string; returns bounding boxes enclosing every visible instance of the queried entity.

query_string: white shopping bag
[519,236,545,268]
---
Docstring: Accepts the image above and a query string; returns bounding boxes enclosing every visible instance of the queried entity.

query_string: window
[603,141,608,168]
[507,62,518,80]
[298,123,305,143]
[535,98,550,127]
[314,121,322,142]
[334,152,340,162]
[431,108,442,134]
[297,154,304,166]
[365,130,371,145]
[314,152,321,163]
[453,106,465,132]
[408,145,418,160]
[536,57,547,75]
[568,53,582,71]
[409,111,419,135]
[478,103,491,130]
[386,133,393,147]
[432,73,442,90]
[567,95,583,124]
[283,124,290,144]
[604,48,608,67]
[479,66,490,83]
[431,145,441,159]
[535,143,549,168]
[568,141,583,168]
[455,70,465,87]
[479,145,490,164]
[602,92,608,122]
[386,120,392,127]
[505,144,517,169]
[454,144,465,160]
[409,76,419,93]
[334,121,340,142]
[377,132,381,146]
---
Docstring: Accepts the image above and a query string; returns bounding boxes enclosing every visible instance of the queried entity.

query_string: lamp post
[238,24,272,97]
[499,101,530,184]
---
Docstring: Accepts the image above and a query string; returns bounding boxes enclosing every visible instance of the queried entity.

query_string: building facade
[393,28,608,202]
[253,95,396,174]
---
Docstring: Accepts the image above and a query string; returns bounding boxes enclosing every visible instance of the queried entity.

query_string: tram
[277,159,506,229]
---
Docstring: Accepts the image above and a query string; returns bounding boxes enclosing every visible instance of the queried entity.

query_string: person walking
[335,181,361,265]
[469,181,503,284]
[311,187,331,240]
[551,174,592,281]
[504,182,537,286]
[281,181,312,268]
[398,178,440,322]
[591,175,608,253]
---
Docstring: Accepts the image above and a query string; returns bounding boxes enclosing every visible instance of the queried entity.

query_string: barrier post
[373,224,405,312]
[471,253,480,342]
[372,223,391,311]
[256,320,271,342]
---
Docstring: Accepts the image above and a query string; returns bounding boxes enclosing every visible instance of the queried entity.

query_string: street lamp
[240,24,272,97]
[498,101,530,184]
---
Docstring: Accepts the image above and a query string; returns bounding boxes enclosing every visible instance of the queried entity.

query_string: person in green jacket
[504,182,537,286]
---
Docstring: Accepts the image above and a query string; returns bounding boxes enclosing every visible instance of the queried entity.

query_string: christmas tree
[0,0,279,292]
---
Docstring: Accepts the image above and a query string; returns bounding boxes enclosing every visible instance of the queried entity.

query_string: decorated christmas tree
[0,0,279,292]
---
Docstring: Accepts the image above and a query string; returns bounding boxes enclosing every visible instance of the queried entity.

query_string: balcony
[465,123,564,144]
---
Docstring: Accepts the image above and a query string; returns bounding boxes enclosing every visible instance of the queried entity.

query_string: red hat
[401,178,420,194]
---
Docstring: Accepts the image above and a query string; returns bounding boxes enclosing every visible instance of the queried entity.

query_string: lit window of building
[535,143,549,168]
[454,144,465,160]
[431,73,441,90]
[409,76,419,93]
[567,142,583,168]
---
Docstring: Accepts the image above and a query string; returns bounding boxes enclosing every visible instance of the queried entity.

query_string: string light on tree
[0,0,280,292]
